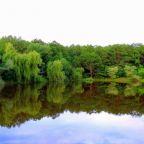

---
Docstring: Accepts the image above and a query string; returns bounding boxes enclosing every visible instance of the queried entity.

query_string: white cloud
[0,0,144,45]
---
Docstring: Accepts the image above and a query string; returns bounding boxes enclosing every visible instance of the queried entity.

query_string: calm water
[0,83,144,144]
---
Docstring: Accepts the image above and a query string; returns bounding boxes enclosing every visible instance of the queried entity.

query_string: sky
[0,0,144,46]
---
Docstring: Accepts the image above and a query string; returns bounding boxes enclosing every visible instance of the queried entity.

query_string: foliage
[1,36,144,83]
[106,83,119,95]
[46,84,68,105]
[137,66,144,78]
[124,65,136,77]
[72,67,84,83]
[107,66,118,78]
[47,60,65,83]
[77,47,102,77]
[3,43,42,83]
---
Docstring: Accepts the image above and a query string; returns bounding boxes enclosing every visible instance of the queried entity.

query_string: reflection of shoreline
[105,82,144,96]
[0,83,144,127]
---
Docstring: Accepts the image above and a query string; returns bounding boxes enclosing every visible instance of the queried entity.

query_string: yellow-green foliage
[3,43,16,61]
[124,65,136,77]
[47,60,65,83]
[46,84,67,105]
[3,43,42,82]
[106,83,119,95]
[107,66,118,78]
[73,67,84,83]
[124,85,137,97]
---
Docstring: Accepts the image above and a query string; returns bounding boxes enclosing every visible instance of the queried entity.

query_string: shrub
[107,66,118,78]
[124,65,136,77]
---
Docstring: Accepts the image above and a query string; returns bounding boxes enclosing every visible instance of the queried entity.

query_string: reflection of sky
[0,112,144,144]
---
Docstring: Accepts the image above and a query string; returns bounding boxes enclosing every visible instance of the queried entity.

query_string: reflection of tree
[69,83,84,95]
[0,84,42,127]
[124,84,137,97]
[46,84,68,105]
[123,82,142,97]
[105,82,144,97]
[0,83,144,127]
[106,83,119,95]
[13,85,41,115]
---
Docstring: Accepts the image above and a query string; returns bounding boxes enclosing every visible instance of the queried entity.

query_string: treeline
[0,36,144,83]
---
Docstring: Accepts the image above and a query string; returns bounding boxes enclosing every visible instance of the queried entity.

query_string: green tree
[3,43,42,83]
[107,66,118,78]
[137,66,144,78]
[124,65,136,77]
[47,60,65,83]
[78,47,102,77]
[72,67,84,83]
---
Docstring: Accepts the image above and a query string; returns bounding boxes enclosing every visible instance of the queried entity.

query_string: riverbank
[83,77,144,84]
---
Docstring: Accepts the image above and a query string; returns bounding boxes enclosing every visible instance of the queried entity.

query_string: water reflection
[0,112,144,144]
[46,84,68,105]
[106,83,119,95]
[0,83,144,127]
[0,83,144,143]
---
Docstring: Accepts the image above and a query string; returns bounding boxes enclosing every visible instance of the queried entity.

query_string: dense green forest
[0,36,144,84]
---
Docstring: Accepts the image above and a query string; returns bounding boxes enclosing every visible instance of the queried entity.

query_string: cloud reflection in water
[0,111,144,144]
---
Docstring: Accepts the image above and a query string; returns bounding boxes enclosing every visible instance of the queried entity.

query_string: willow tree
[27,51,42,82]
[0,43,15,83]
[13,51,42,82]
[47,60,65,83]
[3,43,16,61]
[3,43,42,83]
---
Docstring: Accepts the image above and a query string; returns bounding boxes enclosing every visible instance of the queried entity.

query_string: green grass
[83,77,136,84]
[95,78,131,83]
[83,77,131,84]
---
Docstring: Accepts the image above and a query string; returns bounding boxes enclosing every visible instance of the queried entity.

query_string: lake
[0,83,144,144]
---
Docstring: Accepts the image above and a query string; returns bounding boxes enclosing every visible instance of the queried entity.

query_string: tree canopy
[1,36,144,83]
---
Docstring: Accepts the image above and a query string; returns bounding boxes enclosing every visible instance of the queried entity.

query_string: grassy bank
[95,78,131,83]
[83,77,144,84]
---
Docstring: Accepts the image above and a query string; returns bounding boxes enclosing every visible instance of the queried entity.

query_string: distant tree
[31,39,45,44]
